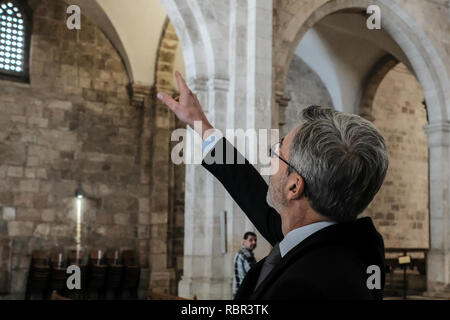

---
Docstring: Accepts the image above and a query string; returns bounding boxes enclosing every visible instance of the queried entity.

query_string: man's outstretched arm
[202,137,283,245]
[157,71,283,245]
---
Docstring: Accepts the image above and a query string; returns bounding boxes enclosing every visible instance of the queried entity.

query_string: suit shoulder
[279,245,375,299]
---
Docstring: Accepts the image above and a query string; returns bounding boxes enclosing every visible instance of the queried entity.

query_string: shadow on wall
[281,55,333,136]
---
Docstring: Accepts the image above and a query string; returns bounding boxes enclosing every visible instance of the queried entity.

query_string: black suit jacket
[202,138,385,300]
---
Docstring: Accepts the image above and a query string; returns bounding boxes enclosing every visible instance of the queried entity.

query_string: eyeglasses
[269,142,299,174]
[269,142,309,196]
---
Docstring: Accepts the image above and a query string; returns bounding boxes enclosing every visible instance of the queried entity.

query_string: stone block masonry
[0,0,150,299]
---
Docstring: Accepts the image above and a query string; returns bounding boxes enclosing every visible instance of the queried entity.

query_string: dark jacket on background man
[202,138,385,300]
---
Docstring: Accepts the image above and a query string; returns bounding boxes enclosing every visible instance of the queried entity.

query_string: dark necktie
[254,242,281,290]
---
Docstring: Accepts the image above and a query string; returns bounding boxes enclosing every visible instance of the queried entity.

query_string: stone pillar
[245,0,274,265]
[178,0,274,300]
[134,83,179,297]
[425,121,450,297]
[178,78,230,299]
[178,78,214,298]
[136,87,154,299]
[129,83,153,108]
[147,86,178,294]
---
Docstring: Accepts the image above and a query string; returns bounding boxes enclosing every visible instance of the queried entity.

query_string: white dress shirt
[202,132,223,156]
[279,221,336,257]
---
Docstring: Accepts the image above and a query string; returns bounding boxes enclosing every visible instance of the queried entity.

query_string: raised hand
[157,71,213,140]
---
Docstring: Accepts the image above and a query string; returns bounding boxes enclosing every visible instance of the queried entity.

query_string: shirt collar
[279,221,337,257]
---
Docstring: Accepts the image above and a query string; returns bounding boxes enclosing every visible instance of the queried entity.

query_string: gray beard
[266,188,275,209]
[267,176,287,214]
[266,179,278,212]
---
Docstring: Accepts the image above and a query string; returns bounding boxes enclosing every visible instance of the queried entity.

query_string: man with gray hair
[158,71,389,300]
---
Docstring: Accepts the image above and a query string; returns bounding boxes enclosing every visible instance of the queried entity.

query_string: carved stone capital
[276,91,291,127]
[128,83,153,108]
[275,91,291,108]
[425,121,450,148]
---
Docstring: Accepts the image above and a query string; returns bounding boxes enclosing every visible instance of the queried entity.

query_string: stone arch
[158,0,275,300]
[157,0,230,299]
[359,55,399,121]
[61,0,133,83]
[363,63,429,250]
[275,0,450,124]
[155,19,181,94]
[146,17,185,295]
[275,0,450,294]
[159,0,228,83]
[156,0,228,297]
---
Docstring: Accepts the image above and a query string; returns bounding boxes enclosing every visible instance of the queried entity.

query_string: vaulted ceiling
[66,0,185,88]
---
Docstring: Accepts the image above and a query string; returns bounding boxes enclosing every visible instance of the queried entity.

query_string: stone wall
[273,0,450,94]
[0,0,147,299]
[362,63,429,249]
[281,54,333,136]
[282,55,429,250]
[147,21,185,295]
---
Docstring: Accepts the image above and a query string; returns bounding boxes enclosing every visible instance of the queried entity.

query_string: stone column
[130,83,153,109]
[178,0,274,300]
[244,0,274,267]
[425,121,450,297]
[178,78,216,298]
[178,78,232,299]
[134,83,178,296]
[132,84,153,299]
[147,85,178,294]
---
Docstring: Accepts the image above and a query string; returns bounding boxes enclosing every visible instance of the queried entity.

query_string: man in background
[233,232,257,297]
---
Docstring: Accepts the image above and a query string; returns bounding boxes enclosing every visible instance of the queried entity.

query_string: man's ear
[285,174,305,200]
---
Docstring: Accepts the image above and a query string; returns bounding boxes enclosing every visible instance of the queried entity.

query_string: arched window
[0,0,32,82]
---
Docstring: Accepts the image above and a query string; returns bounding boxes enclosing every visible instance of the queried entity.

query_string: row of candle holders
[25,249,140,300]
[30,249,137,267]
